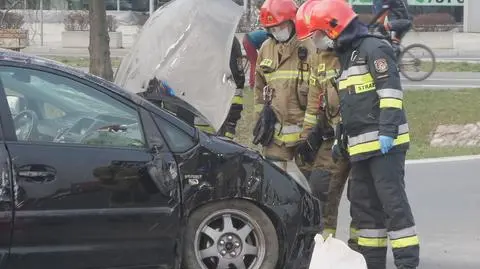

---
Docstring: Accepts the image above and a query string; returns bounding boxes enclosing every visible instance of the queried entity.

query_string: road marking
[406,154,480,165]
[401,78,480,82]
[403,85,479,89]
[418,78,480,81]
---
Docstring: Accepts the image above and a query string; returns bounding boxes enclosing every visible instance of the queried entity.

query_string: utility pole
[149,0,154,16]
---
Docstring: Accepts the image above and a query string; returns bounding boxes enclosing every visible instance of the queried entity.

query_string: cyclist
[242,29,269,89]
[373,0,412,55]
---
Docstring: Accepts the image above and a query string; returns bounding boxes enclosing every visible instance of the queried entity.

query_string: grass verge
[419,61,480,72]
[403,88,480,159]
[236,88,480,160]
[45,56,480,73]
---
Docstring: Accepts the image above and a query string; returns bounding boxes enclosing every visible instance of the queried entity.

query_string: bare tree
[88,0,113,81]
[0,0,22,27]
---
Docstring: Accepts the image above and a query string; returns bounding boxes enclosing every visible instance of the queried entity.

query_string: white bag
[309,234,367,269]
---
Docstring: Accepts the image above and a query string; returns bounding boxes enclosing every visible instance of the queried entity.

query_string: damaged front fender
[178,133,322,269]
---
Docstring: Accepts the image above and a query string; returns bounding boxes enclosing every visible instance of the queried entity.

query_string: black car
[0,50,321,269]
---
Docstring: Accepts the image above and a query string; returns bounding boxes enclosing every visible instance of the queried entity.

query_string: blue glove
[160,80,175,96]
[379,135,394,154]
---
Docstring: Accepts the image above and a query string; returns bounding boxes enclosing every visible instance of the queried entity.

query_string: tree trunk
[88,0,113,81]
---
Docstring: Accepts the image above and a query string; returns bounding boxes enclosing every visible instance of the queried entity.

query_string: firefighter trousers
[264,143,310,179]
[349,151,419,269]
[308,139,351,238]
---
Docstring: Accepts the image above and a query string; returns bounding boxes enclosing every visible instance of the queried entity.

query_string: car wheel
[183,199,279,269]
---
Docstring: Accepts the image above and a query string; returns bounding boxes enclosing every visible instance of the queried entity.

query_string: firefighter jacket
[336,36,410,162]
[303,49,341,138]
[254,37,315,147]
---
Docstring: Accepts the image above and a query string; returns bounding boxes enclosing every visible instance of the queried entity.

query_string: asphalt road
[334,156,480,269]
[402,72,480,90]
[78,67,478,90]
[81,69,480,90]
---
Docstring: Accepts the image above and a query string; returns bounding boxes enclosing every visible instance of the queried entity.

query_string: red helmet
[305,0,357,39]
[259,0,298,28]
[295,0,320,40]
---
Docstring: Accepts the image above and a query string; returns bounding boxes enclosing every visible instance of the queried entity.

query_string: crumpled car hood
[114,0,244,131]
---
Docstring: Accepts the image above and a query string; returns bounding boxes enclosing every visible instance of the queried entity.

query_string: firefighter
[300,0,419,268]
[194,36,245,139]
[252,0,315,177]
[294,0,354,244]
[243,29,269,89]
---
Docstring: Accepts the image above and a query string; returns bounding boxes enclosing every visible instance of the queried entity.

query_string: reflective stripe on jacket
[303,50,341,137]
[337,36,409,162]
[194,88,243,137]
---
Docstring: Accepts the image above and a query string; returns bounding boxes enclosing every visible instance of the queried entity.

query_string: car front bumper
[280,192,322,269]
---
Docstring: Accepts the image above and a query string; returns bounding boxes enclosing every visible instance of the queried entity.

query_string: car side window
[154,115,195,153]
[0,66,146,149]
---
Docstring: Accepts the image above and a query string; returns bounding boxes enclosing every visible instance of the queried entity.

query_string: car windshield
[25,74,131,117]
[0,66,145,148]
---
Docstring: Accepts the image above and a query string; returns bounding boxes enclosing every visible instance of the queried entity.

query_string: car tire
[183,199,279,269]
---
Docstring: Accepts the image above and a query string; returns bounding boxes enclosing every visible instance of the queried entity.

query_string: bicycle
[368,17,436,81]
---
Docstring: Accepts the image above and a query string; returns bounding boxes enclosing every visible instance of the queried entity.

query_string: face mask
[313,32,334,51]
[270,25,291,42]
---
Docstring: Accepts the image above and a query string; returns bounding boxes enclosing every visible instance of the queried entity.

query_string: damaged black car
[0,49,321,269]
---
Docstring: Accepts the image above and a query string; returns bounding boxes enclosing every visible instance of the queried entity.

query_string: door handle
[18,171,55,177]
[17,165,57,183]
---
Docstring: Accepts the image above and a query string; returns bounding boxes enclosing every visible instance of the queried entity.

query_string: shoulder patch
[317,63,325,72]
[374,58,388,73]
[260,58,273,67]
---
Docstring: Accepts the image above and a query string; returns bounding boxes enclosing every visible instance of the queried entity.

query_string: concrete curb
[406,154,480,164]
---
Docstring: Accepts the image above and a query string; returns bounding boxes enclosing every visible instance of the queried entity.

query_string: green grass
[436,62,480,72]
[236,88,261,151]
[236,88,480,160]
[43,56,122,69]
[47,56,480,73]
[419,61,480,73]
[403,88,480,159]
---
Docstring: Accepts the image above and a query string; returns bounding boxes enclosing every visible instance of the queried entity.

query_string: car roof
[0,49,160,112]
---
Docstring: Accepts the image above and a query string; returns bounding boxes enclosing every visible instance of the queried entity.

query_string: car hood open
[114,0,244,131]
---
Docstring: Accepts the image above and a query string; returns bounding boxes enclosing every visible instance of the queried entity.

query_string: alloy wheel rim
[194,209,266,269]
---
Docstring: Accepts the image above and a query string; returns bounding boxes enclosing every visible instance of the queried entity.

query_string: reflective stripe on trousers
[233,88,243,105]
[347,123,410,156]
[388,226,419,249]
[322,228,336,240]
[358,228,388,248]
[357,226,419,249]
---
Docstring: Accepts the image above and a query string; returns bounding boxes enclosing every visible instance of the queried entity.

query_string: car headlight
[269,160,312,194]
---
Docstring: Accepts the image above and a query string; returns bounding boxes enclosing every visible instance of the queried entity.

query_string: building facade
[0,0,464,22]
[349,0,464,22]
